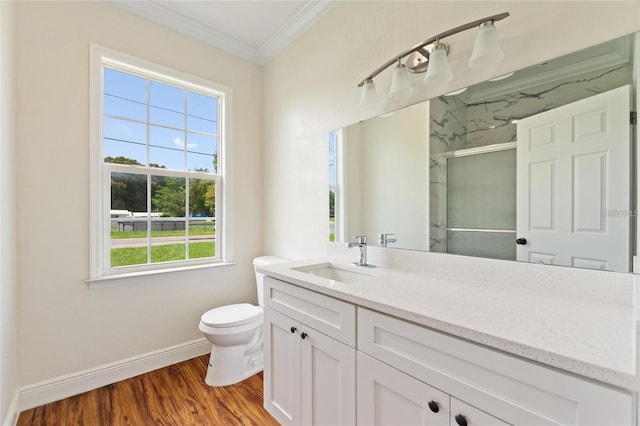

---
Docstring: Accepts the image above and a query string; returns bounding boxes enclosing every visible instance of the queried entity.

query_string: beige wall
[359,102,430,251]
[1,0,18,421]
[15,1,263,386]
[6,0,640,402]
[262,1,640,259]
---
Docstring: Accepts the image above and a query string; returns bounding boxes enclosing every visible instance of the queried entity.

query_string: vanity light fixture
[359,78,379,106]
[423,42,453,86]
[468,21,504,69]
[357,12,509,105]
[389,59,414,99]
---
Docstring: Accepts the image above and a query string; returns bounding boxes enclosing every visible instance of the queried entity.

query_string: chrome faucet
[378,233,397,247]
[348,235,374,267]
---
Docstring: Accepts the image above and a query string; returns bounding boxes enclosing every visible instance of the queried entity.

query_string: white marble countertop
[258,257,638,391]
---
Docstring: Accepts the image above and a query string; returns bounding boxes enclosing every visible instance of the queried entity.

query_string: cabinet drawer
[358,307,634,425]
[264,276,356,346]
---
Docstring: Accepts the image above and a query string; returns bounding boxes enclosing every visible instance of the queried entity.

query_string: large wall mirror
[330,32,637,273]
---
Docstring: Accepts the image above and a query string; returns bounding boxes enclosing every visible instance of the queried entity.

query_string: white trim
[86,261,237,289]
[258,1,339,64]
[108,0,257,62]
[105,163,220,180]
[446,228,516,234]
[334,128,347,243]
[424,101,431,250]
[89,44,104,279]
[635,32,640,274]
[89,43,234,279]
[107,0,337,65]
[219,81,234,264]
[17,338,211,412]
[431,141,517,160]
[2,391,19,426]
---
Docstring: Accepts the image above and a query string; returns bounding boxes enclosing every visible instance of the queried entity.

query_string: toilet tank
[253,256,287,306]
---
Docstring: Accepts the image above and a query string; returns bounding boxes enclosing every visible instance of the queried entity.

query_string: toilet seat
[201,303,262,328]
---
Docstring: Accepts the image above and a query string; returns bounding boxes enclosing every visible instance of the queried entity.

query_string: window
[90,45,233,280]
[328,128,345,243]
[329,130,337,242]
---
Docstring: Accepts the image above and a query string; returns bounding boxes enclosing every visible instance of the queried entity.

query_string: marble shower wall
[429,95,466,252]
[429,63,633,254]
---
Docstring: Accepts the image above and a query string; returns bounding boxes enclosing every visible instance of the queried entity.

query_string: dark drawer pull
[455,414,468,426]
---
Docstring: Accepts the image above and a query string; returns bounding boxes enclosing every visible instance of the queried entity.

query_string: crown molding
[108,0,258,63]
[107,0,337,65]
[258,1,339,64]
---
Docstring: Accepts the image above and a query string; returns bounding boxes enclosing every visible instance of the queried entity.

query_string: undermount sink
[292,262,379,283]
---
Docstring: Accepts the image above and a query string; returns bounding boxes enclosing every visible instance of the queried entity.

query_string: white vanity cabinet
[358,352,510,426]
[357,352,451,426]
[358,307,635,426]
[261,274,635,426]
[263,276,356,426]
[450,399,510,426]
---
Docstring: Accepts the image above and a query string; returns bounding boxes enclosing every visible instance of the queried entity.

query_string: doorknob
[516,238,527,245]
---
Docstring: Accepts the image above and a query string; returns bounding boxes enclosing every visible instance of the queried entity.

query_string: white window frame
[329,128,347,242]
[88,44,234,282]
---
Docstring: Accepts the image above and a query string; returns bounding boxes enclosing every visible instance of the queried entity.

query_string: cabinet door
[264,307,301,426]
[358,307,633,425]
[357,353,449,426]
[451,399,510,426]
[300,325,356,425]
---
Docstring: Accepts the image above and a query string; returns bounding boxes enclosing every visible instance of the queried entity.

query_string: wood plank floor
[17,355,280,425]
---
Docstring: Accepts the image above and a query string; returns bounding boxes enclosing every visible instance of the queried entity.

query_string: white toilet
[198,256,286,387]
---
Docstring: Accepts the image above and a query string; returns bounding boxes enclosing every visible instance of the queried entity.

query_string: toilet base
[204,329,263,387]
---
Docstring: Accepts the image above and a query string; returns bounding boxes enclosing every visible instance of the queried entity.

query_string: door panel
[300,326,356,425]
[357,353,449,426]
[264,308,301,426]
[516,85,631,271]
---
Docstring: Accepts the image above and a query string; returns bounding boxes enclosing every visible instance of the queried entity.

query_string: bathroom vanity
[258,255,638,426]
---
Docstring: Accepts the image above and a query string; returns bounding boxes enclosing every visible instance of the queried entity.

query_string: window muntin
[91,46,231,280]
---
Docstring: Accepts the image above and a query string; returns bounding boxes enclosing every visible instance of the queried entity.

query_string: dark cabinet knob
[427,400,439,413]
[300,332,308,340]
[290,326,297,334]
[516,237,527,245]
[455,414,468,426]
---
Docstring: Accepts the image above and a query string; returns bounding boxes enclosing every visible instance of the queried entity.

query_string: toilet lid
[201,303,262,328]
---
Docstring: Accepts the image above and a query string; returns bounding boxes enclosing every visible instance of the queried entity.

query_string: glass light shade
[423,44,453,87]
[389,63,414,99]
[359,79,379,106]
[468,22,504,69]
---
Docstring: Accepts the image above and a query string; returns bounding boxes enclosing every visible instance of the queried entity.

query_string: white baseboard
[2,391,19,426]
[17,338,210,412]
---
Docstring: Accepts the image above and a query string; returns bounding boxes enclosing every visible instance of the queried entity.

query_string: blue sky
[103,68,218,173]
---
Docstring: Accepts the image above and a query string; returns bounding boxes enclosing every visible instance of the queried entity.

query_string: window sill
[86,261,237,289]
